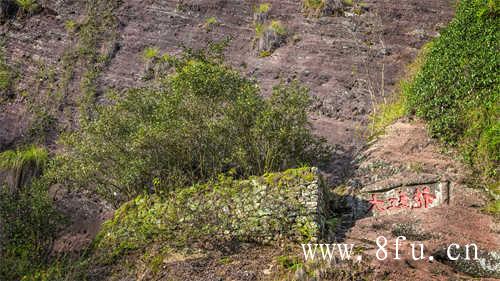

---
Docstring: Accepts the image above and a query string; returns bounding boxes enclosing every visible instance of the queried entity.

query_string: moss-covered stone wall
[91,167,329,266]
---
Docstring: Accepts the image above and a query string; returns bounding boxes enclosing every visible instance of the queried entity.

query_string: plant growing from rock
[15,0,39,15]
[0,145,48,191]
[254,3,271,24]
[302,0,343,17]
[255,20,287,55]
[64,19,77,33]
[203,16,219,31]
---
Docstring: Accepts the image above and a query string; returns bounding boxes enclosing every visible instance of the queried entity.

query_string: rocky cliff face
[0,0,453,186]
[3,1,477,280]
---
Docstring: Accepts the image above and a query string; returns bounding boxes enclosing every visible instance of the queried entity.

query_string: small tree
[49,46,330,203]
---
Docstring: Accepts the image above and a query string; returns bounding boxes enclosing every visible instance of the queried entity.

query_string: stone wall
[94,167,330,261]
[225,167,328,243]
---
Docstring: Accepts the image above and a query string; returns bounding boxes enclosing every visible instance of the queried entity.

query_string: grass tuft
[255,3,271,14]
[0,145,48,171]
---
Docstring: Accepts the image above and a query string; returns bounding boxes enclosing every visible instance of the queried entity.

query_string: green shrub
[49,46,330,203]
[64,19,77,33]
[303,0,327,16]
[259,50,271,57]
[0,180,62,280]
[15,0,39,14]
[255,3,271,14]
[405,0,499,183]
[269,20,286,35]
[142,46,159,60]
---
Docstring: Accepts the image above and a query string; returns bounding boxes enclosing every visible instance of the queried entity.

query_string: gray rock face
[323,0,344,16]
[435,248,500,278]
[257,28,285,53]
[353,177,451,218]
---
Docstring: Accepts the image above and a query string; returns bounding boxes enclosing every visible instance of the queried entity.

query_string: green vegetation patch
[49,45,330,203]
[255,3,271,14]
[15,0,39,14]
[0,145,48,171]
[372,0,498,187]
[405,0,499,183]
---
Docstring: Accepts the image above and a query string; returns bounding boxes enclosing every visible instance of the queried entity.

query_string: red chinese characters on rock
[368,187,436,213]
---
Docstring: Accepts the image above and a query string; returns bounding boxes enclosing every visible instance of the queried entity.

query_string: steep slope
[0,0,454,183]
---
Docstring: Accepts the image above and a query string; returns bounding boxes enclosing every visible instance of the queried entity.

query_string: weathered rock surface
[334,120,500,280]
[435,248,500,278]
[0,0,454,176]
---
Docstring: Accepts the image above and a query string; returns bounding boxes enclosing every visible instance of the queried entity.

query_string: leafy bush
[49,47,330,203]
[15,0,39,14]
[204,17,218,31]
[405,0,499,182]
[0,180,61,280]
[142,46,159,60]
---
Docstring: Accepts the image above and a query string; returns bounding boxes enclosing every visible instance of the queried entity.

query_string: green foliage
[269,20,286,35]
[303,0,327,16]
[64,19,77,33]
[15,0,39,13]
[405,0,499,182]
[484,200,500,215]
[259,50,271,57]
[0,145,48,171]
[277,255,303,270]
[370,95,406,136]
[303,0,326,10]
[205,16,217,25]
[0,180,62,280]
[342,0,354,6]
[255,22,265,38]
[255,3,271,13]
[142,46,159,60]
[254,20,286,42]
[48,47,330,202]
